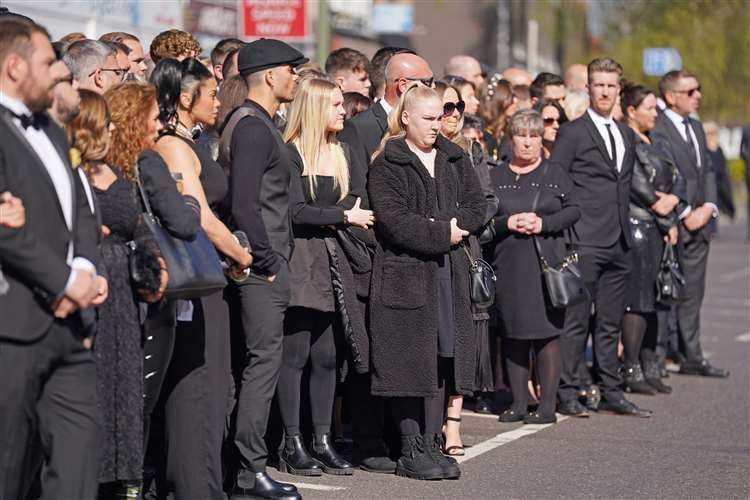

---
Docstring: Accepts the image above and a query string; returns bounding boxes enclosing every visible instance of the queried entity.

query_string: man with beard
[0,16,106,499]
[99,31,148,81]
[48,46,80,126]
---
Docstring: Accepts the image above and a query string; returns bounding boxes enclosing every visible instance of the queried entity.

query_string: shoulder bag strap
[530,161,551,267]
[133,163,154,216]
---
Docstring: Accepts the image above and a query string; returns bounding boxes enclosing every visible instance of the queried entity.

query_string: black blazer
[338,101,389,169]
[0,106,99,341]
[651,113,717,240]
[549,111,635,248]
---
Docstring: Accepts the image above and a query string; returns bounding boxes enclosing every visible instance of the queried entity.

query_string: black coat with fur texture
[367,136,486,397]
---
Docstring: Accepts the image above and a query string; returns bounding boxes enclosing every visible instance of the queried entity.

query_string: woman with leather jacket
[620,82,687,395]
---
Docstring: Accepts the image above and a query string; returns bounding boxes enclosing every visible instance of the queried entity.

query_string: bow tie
[12,111,46,130]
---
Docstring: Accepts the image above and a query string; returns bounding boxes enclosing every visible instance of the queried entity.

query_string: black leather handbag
[531,163,589,309]
[134,168,226,299]
[461,241,496,308]
[656,243,684,306]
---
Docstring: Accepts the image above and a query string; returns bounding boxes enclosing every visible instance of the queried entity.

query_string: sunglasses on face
[443,100,465,117]
[675,85,701,97]
[543,117,559,126]
[402,76,435,88]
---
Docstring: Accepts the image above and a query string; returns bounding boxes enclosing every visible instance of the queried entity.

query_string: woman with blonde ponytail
[367,82,486,481]
[276,78,374,476]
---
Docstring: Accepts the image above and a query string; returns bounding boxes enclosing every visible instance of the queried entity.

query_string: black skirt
[625,217,663,313]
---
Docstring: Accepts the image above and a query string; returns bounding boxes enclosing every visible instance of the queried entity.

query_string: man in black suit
[550,58,650,417]
[651,70,729,378]
[225,39,307,500]
[0,17,107,499]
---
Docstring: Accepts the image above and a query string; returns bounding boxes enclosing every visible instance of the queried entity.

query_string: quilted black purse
[656,243,684,306]
[461,241,496,308]
[531,163,589,309]
[134,167,226,299]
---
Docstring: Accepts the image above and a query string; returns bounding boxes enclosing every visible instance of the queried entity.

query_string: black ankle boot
[311,433,354,475]
[279,434,322,476]
[623,364,657,395]
[425,434,461,479]
[230,472,300,500]
[643,361,673,394]
[395,435,443,481]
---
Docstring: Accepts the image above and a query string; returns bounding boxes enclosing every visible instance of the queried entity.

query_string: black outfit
[651,113,717,366]
[93,172,148,484]
[742,127,750,239]
[707,146,735,219]
[489,161,580,417]
[226,100,293,483]
[338,99,388,171]
[549,111,635,404]
[157,136,230,500]
[0,106,100,500]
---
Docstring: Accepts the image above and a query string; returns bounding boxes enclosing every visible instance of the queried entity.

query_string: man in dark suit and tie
[550,58,651,417]
[0,17,107,499]
[651,70,729,378]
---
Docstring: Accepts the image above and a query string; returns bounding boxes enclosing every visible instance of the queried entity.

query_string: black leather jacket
[629,136,687,233]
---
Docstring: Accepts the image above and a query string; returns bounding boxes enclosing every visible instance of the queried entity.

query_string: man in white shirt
[0,16,107,499]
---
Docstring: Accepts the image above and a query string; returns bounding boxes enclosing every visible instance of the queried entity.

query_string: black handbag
[530,163,589,309]
[134,167,226,299]
[656,243,684,306]
[461,241,496,308]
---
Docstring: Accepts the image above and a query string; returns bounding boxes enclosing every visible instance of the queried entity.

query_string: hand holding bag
[134,166,226,299]
[530,163,589,309]
[461,240,496,308]
[656,243,684,306]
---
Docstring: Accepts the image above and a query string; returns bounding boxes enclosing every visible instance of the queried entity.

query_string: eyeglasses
[90,67,127,81]
[443,100,466,117]
[674,86,701,97]
[543,117,559,126]
[402,76,435,88]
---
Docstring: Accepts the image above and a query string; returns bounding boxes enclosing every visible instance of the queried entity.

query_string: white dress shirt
[0,92,96,294]
[587,108,625,172]
[664,107,702,167]
[379,98,393,117]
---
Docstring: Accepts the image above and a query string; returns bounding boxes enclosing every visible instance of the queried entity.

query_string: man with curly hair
[149,29,200,64]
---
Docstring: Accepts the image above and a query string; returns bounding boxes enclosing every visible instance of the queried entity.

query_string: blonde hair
[372,82,440,160]
[66,89,111,176]
[283,78,349,201]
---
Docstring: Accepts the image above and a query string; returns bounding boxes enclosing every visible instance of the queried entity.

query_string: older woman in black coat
[368,83,486,481]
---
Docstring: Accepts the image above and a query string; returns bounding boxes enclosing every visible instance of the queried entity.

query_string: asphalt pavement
[275,218,750,499]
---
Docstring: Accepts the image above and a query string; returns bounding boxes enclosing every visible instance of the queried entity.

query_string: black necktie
[683,117,698,165]
[605,123,617,167]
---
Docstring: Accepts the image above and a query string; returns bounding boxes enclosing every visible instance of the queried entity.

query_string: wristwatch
[343,211,349,225]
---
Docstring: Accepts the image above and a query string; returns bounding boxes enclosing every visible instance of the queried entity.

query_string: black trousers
[143,300,177,445]
[347,371,387,455]
[0,320,99,500]
[230,264,290,483]
[675,232,710,362]
[278,308,337,436]
[558,237,631,402]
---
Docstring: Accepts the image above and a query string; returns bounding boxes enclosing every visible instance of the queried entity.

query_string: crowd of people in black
[0,9,744,500]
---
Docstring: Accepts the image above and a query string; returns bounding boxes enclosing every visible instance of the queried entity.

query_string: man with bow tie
[0,16,107,500]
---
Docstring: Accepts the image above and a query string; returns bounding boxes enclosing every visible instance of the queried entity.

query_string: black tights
[503,337,560,418]
[390,358,453,437]
[277,308,337,436]
[621,312,649,366]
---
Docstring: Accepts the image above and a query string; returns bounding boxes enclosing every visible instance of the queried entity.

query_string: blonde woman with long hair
[368,82,486,480]
[276,78,373,477]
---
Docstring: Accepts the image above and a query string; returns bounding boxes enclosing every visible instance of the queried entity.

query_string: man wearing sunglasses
[62,39,121,95]
[652,70,728,378]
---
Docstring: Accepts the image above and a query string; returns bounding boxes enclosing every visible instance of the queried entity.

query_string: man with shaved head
[501,66,532,87]
[565,63,588,91]
[444,54,484,88]
[339,51,434,169]
[337,50,433,476]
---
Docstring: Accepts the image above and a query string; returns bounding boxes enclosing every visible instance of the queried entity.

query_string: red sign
[241,0,307,40]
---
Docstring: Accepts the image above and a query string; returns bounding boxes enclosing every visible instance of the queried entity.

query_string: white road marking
[461,410,501,419]
[291,482,347,492]
[455,415,568,464]
[735,332,750,342]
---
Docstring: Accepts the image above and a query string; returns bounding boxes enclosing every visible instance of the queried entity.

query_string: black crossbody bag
[530,163,589,309]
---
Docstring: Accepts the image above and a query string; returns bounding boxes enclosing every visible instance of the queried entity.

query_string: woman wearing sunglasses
[434,81,497,457]
[533,98,569,159]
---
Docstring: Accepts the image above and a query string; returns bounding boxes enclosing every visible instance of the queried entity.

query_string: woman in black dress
[368,83,486,480]
[151,58,252,499]
[490,109,580,424]
[67,87,166,497]
[620,83,684,394]
[274,78,373,476]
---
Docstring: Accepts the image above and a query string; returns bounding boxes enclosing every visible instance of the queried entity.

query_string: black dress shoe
[498,409,526,422]
[352,444,396,474]
[679,359,730,378]
[473,395,493,414]
[523,411,557,425]
[310,433,354,475]
[597,397,652,418]
[279,434,322,476]
[230,472,300,500]
[623,364,658,395]
[557,399,589,418]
